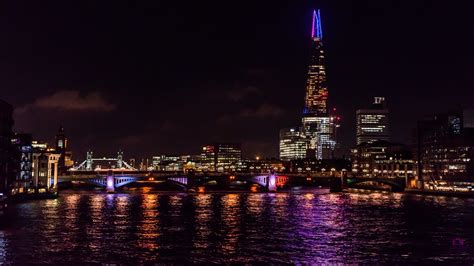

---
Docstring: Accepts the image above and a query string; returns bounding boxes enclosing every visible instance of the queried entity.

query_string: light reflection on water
[1,189,474,264]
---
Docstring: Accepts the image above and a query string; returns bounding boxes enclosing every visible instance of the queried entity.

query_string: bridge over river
[59,170,407,193]
[61,151,407,192]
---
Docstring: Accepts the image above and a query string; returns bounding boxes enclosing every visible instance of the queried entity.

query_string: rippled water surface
[1,188,474,264]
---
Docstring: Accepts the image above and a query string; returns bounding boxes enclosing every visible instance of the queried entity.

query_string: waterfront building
[279,127,307,161]
[0,100,14,195]
[151,154,203,172]
[200,145,216,172]
[280,9,338,160]
[417,109,474,185]
[284,158,350,174]
[215,143,241,172]
[31,141,60,192]
[240,158,285,173]
[356,97,390,145]
[351,140,415,178]
[55,126,73,173]
[152,155,180,171]
[10,134,33,195]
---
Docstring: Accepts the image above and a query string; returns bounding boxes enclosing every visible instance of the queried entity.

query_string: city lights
[0,4,473,265]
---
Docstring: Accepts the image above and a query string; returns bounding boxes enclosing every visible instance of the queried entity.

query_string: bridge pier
[106,174,115,193]
[267,174,277,192]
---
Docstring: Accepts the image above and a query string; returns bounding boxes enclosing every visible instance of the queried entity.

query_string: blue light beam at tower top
[311,9,323,40]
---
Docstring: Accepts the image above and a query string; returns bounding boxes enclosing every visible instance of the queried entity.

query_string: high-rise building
[279,127,307,161]
[356,97,390,145]
[301,9,338,160]
[279,9,339,160]
[303,9,327,116]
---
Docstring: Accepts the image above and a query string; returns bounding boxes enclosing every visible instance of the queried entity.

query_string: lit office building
[31,141,60,192]
[200,145,216,172]
[215,143,241,172]
[356,97,389,145]
[279,127,307,161]
[417,109,474,185]
[152,155,180,171]
[351,140,415,178]
[10,134,33,195]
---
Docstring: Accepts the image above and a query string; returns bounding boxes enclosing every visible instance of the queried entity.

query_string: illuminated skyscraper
[356,97,389,145]
[279,9,339,161]
[304,9,327,116]
[301,9,338,159]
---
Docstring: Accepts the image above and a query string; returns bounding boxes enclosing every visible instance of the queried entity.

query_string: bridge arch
[347,177,405,192]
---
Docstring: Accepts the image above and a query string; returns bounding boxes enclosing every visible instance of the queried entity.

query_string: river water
[1,188,474,264]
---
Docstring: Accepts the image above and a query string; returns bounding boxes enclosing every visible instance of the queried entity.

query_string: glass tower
[356,97,389,145]
[304,9,327,116]
[278,9,339,161]
[301,10,338,159]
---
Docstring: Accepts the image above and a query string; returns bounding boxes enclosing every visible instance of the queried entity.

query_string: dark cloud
[217,103,284,126]
[227,86,262,102]
[239,104,284,118]
[16,90,116,114]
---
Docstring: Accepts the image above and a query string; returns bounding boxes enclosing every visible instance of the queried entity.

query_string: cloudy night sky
[2,0,474,161]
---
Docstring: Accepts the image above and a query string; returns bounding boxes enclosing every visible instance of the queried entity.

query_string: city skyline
[2,2,474,264]
[3,1,474,159]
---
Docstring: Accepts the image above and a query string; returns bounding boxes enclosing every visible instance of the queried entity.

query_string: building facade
[279,127,307,161]
[200,145,216,171]
[32,141,60,193]
[351,140,415,178]
[356,97,389,145]
[417,109,474,184]
[214,143,241,172]
[10,134,33,195]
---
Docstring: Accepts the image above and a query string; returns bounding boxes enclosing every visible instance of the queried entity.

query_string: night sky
[2,0,474,161]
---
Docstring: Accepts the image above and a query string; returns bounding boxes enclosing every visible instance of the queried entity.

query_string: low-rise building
[417,109,474,184]
[351,140,415,178]
[285,158,350,174]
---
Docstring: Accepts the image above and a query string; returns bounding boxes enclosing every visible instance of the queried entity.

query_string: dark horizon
[3,0,474,160]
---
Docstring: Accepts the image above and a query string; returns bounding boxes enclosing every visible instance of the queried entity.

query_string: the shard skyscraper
[301,10,338,160]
